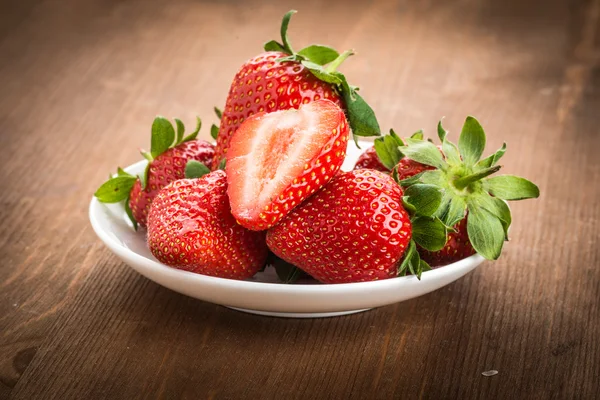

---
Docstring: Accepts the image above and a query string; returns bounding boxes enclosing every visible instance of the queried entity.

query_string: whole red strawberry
[147,171,268,279]
[95,117,214,229]
[226,99,349,231]
[212,10,381,169]
[353,146,390,172]
[266,169,412,283]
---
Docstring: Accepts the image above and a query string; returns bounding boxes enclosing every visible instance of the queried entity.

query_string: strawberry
[146,170,268,279]
[391,117,540,265]
[266,169,413,283]
[353,146,390,172]
[226,99,349,231]
[395,157,435,180]
[95,117,214,229]
[212,10,381,169]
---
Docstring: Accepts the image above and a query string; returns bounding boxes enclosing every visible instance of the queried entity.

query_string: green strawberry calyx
[94,116,208,230]
[396,182,448,279]
[139,116,203,188]
[264,10,381,143]
[397,116,540,261]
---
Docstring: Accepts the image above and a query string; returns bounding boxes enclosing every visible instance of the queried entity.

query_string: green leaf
[214,107,223,120]
[389,129,404,146]
[483,175,540,200]
[323,49,354,73]
[398,240,417,275]
[403,184,443,217]
[412,216,448,252]
[184,160,210,179]
[116,167,132,177]
[297,45,339,65]
[150,117,176,158]
[397,240,426,279]
[139,163,150,190]
[458,116,486,166]
[182,117,201,142]
[474,195,512,239]
[400,138,447,169]
[264,40,286,52]
[210,124,219,140]
[218,158,226,170]
[301,61,343,84]
[467,207,505,260]
[418,170,446,187]
[411,130,424,140]
[437,119,448,142]
[335,74,380,137]
[454,165,501,190]
[95,176,136,203]
[443,196,467,228]
[174,118,185,145]
[476,142,506,169]
[280,10,297,54]
[124,195,138,231]
[374,135,402,170]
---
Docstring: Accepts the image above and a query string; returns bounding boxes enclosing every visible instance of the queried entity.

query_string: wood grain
[1,0,598,398]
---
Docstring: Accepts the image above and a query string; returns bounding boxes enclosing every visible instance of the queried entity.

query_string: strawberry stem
[325,49,355,73]
[453,165,501,190]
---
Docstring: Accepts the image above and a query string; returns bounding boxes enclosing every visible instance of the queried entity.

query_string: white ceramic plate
[89,141,485,318]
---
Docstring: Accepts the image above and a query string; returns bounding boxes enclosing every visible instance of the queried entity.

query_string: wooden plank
[0,0,598,398]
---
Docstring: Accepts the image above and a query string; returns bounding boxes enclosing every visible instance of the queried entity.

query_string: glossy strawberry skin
[353,146,390,172]
[129,140,214,227]
[147,171,268,279]
[418,216,475,267]
[266,169,412,283]
[226,100,349,231]
[212,52,344,169]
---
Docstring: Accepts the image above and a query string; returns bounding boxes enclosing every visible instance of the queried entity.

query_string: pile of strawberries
[95,11,539,284]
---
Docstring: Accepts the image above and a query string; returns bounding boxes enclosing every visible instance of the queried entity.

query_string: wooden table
[1,0,599,398]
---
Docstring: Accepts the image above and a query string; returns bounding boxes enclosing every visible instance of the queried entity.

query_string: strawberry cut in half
[226,99,349,231]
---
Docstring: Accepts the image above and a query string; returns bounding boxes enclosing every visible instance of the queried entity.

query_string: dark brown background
[1,0,599,398]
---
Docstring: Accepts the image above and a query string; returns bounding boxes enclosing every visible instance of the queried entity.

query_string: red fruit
[147,171,268,279]
[266,169,412,283]
[395,157,435,180]
[226,99,349,231]
[353,146,390,172]
[212,11,381,169]
[129,140,214,227]
[419,216,475,267]
[94,116,214,229]
[212,52,343,169]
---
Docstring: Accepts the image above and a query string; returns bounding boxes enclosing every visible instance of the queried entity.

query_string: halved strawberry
[226,99,349,231]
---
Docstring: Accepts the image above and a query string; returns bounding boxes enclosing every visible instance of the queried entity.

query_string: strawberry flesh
[226,99,349,231]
